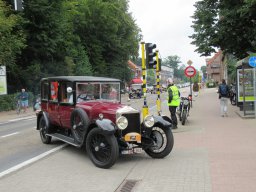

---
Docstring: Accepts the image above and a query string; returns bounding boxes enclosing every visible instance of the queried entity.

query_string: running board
[46,133,80,147]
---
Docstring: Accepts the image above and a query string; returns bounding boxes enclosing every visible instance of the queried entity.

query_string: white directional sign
[184,66,196,77]
[0,66,7,95]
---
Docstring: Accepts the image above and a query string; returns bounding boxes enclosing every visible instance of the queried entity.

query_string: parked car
[36,76,174,168]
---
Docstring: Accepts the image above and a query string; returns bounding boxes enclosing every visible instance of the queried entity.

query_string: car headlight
[116,116,128,130]
[183,99,189,105]
[143,115,154,128]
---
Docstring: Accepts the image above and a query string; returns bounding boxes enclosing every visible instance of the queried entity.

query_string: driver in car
[76,84,87,103]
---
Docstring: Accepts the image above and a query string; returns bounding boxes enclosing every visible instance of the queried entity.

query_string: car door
[48,81,61,126]
[58,81,74,129]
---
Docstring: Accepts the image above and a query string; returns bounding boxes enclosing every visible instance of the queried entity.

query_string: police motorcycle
[177,95,191,125]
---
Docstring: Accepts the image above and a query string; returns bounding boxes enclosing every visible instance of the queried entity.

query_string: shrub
[0,92,35,112]
[206,82,216,88]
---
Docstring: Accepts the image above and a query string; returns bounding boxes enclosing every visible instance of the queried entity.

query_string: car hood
[76,101,127,121]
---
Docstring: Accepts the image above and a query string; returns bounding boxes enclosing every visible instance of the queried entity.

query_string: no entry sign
[184,66,196,77]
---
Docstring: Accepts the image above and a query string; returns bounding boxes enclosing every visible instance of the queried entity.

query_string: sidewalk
[169,88,256,192]
[0,107,36,123]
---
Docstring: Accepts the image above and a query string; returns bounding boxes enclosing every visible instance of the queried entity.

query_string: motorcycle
[229,85,236,105]
[178,96,191,125]
[128,89,142,99]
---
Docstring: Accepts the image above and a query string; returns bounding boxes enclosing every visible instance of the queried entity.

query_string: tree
[0,0,25,68]
[200,66,207,80]
[190,0,256,59]
[74,0,141,79]
[162,55,181,78]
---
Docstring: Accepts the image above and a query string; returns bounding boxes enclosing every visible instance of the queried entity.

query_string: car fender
[152,115,172,129]
[36,111,50,130]
[95,119,116,135]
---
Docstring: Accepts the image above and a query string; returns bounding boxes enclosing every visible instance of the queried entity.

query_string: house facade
[127,60,141,78]
[206,50,227,84]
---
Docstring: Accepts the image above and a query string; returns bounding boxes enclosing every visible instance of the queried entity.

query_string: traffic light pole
[141,42,148,120]
[156,50,161,115]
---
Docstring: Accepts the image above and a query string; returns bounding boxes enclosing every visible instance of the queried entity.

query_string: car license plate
[134,148,143,153]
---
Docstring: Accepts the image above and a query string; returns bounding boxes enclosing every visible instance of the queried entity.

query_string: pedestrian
[18,88,29,113]
[167,78,180,129]
[218,79,230,117]
[193,81,199,97]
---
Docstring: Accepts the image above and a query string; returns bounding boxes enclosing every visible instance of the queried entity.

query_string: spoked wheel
[145,126,174,158]
[181,110,187,125]
[39,116,51,144]
[86,128,118,169]
[70,108,89,146]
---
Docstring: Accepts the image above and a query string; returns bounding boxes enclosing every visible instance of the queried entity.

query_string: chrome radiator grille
[121,113,141,135]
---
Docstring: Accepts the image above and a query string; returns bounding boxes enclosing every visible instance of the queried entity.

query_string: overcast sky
[128,0,208,70]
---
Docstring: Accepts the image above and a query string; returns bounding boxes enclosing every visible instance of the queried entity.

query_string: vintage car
[37,76,174,168]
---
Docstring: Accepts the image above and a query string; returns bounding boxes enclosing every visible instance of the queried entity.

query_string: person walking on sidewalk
[167,78,180,129]
[18,88,29,113]
[218,79,230,117]
[193,81,199,97]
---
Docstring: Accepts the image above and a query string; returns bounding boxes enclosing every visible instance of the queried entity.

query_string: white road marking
[0,144,68,178]
[9,116,35,122]
[1,132,19,138]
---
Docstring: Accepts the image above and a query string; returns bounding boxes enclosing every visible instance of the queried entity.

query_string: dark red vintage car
[37,76,174,168]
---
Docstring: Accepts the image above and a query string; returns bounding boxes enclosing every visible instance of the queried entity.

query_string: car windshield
[76,82,120,103]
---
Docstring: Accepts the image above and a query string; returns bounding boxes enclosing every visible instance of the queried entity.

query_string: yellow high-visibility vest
[167,86,180,106]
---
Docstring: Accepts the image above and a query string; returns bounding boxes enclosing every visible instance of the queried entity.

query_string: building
[206,50,227,83]
[127,60,141,78]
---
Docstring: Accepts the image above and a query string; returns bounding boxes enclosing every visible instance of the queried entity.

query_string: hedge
[206,82,217,88]
[0,92,35,112]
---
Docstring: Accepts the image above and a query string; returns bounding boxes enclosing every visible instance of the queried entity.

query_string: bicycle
[16,99,21,114]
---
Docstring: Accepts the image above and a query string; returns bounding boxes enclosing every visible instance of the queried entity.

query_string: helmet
[167,78,173,84]
[67,87,72,93]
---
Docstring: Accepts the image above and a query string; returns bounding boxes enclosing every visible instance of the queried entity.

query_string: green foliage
[146,69,156,85]
[0,92,34,112]
[0,0,26,67]
[3,0,140,94]
[74,0,141,78]
[162,55,181,78]
[206,81,217,88]
[190,0,256,59]
[225,54,237,83]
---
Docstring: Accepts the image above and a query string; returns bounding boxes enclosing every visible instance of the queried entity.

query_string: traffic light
[145,43,157,69]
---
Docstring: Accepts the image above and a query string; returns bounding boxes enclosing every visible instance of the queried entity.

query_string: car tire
[145,126,174,159]
[86,128,119,169]
[70,108,89,146]
[39,116,52,144]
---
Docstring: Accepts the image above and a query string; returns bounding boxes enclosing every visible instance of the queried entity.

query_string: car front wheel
[39,116,51,144]
[145,126,174,158]
[86,128,119,169]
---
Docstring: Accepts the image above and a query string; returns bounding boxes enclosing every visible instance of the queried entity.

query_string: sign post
[0,66,7,95]
[249,56,256,118]
[184,65,196,108]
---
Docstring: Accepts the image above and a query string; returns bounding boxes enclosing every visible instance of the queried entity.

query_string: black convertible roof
[41,76,121,82]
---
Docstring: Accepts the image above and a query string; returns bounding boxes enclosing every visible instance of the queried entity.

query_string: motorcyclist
[167,78,180,129]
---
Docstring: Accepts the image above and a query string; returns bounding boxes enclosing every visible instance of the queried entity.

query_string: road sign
[184,66,196,77]
[187,60,193,66]
[249,56,256,68]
